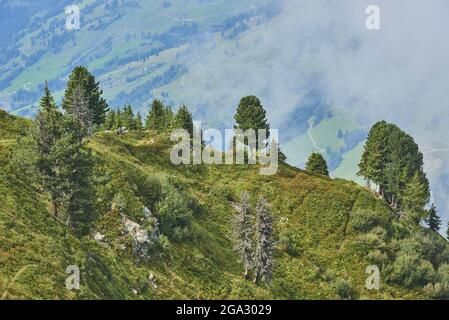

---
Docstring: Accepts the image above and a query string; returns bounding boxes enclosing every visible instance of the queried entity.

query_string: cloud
[175,0,449,224]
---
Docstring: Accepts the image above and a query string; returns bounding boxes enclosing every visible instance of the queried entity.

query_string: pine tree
[122,105,136,130]
[103,110,116,130]
[70,85,92,135]
[135,112,143,130]
[53,115,95,236]
[115,109,123,129]
[35,83,64,217]
[62,66,109,126]
[234,192,254,279]
[425,204,441,232]
[234,96,270,141]
[402,170,430,219]
[146,99,167,132]
[358,121,427,214]
[306,152,329,176]
[174,105,193,136]
[358,121,391,192]
[253,197,274,284]
[165,107,174,131]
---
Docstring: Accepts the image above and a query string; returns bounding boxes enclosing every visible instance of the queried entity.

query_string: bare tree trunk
[244,267,249,280]
[253,272,259,284]
[52,200,58,218]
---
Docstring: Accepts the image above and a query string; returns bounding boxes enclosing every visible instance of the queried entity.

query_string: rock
[115,127,128,135]
[143,206,152,218]
[93,232,106,242]
[149,272,157,289]
[123,217,150,244]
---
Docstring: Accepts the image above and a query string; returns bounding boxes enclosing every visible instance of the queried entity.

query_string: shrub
[347,209,390,234]
[425,264,449,299]
[388,254,434,287]
[279,230,300,256]
[155,184,193,241]
[331,278,356,300]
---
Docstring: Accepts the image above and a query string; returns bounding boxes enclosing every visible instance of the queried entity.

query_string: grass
[0,116,443,299]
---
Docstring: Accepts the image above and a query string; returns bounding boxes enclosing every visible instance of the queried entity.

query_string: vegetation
[234,95,270,141]
[358,121,431,220]
[305,152,329,176]
[62,66,109,127]
[0,68,448,300]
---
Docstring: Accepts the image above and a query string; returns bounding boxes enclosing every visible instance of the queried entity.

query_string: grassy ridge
[0,117,443,299]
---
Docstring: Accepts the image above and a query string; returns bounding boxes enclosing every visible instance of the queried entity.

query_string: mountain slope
[1,113,448,299]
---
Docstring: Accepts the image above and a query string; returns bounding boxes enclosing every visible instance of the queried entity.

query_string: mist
[173,0,449,226]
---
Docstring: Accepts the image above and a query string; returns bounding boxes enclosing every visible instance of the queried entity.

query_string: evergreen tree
[35,83,64,217]
[253,197,274,284]
[146,99,166,132]
[70,85,92,135]
[103,110,116,130]
[115,109,123,129]
[358,121,428,215]
[358,121,390,191]
[402,171,430,218]
[165,107,175,131]
[174,105,193,136]
[53,115,96,236]
[62,66,109,126]
[122,105,136,130]
[135,112,143,130]
[306,152,329,176]
[234,96,270,141]
[425,204,441,232]
[234,192,254,279]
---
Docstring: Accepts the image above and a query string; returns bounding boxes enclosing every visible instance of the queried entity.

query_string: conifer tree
[358,121,429,217]
[165,107,174,131]
[135,112,143,130]
[146,99,166,132]
[306,152,329,176]
[253,197,274,284]
[62,66,108,126]
[234,192,254,279]
[115,109,123,129]
[358,121,390,190]
[56,115,96,236]
[234,96,270,141]
[103,110,116,130]
[70,85,92,135]
[35,82,64,217]
[122,105,136,130]
[174,105,193,136]
[425,203,441,232]
[402,171,430,218]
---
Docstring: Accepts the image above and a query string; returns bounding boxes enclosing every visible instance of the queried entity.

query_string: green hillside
[1,112,448,300]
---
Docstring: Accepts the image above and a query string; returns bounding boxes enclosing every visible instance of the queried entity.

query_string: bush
[389,254,434,287]
[331,278,356,300]
[425,264,449,299]
[279,230,300,256]
[155,184,193,241]
[347,209,390,234]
